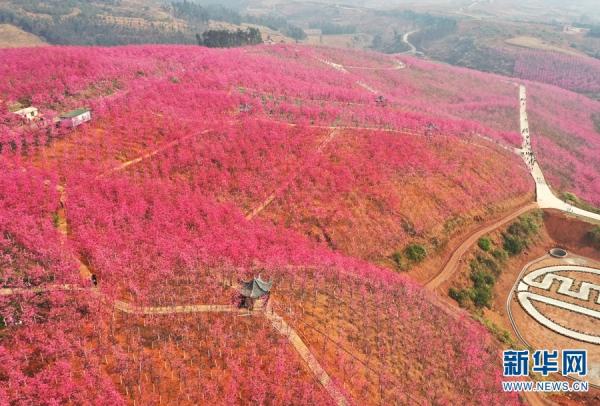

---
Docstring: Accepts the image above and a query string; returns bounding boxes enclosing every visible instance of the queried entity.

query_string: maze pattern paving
[517,265,600,344]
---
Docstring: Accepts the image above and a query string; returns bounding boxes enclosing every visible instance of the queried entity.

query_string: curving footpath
[427,84,600,290]
[245,129,339,220]
[50,175,349,405]
[14,77,596,405]
[0,284,83,296]
[97,129,213,179]
[1,282,348,404]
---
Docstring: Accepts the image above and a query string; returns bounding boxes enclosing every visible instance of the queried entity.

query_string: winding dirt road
[425,202,538,290]
[19,63,597,405]
[401,30,419,55]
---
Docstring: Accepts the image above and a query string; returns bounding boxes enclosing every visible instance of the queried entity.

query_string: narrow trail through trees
[0,281,349,405]
[245,129,339,220]
[56,184,93,279]
[265,302,349,406]
[97,129,213,179]
[15,58,599,404]
[423,85,600,405]
[33,176,350,405]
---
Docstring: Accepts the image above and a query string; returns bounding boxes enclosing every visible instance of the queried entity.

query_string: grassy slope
[0,23,46,47]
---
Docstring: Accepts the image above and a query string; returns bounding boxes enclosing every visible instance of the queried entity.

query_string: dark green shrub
[404,243,427,263]
[452,260,498,309]
[508,214,539,239]
[51,212,60,228]
[390,251,406,271]
[479,256,501,277]
[471,285,493,309]
[478,237,491,251]
[492,249,508,262]
[563,192,577,202]
[477,316,514,345]
[471,269,494,289]
[503,234,525,256]
[587,226,600,249]
[449,287,469,307]
[507,222,527,238]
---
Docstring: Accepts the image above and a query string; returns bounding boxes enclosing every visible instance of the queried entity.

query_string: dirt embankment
[543,209,600,261]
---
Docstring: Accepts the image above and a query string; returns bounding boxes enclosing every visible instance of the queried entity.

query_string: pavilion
[239,276,272,310]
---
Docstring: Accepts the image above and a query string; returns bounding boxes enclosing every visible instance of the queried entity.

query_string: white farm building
[13,106,39,121]
[59,108,91,128]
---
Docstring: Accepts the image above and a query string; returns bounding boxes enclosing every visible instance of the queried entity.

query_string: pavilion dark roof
[239,276,272,299]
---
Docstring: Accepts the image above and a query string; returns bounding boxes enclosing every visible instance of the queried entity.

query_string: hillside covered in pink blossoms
[1,43,597,404]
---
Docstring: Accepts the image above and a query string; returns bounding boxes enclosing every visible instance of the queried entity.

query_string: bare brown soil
[549,391,600,406]
[543,210,600,262]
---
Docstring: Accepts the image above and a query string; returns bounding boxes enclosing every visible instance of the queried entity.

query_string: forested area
[369,10,457,54]
[402,12,457,50]
[308,21,357,35]
[0,0,305,45]
[170,1,243,25]
[0,12,197,45]
[370,31,411,54]
[0,2,197,45]
[198,27,262,48]
[245,14,306,40]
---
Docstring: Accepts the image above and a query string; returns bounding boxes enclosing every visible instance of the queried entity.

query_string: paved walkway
[18,78,597,406]
[0,284,83,296]
[265,302,349,406]
[1,282,346,404]
[518,85,600,222]
[316,57,386,94]
[113,301,246,315]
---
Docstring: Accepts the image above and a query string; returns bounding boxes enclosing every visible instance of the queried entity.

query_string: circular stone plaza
[508,252,600,386]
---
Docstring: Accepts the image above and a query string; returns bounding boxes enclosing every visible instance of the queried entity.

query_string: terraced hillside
[1,44,598,404]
